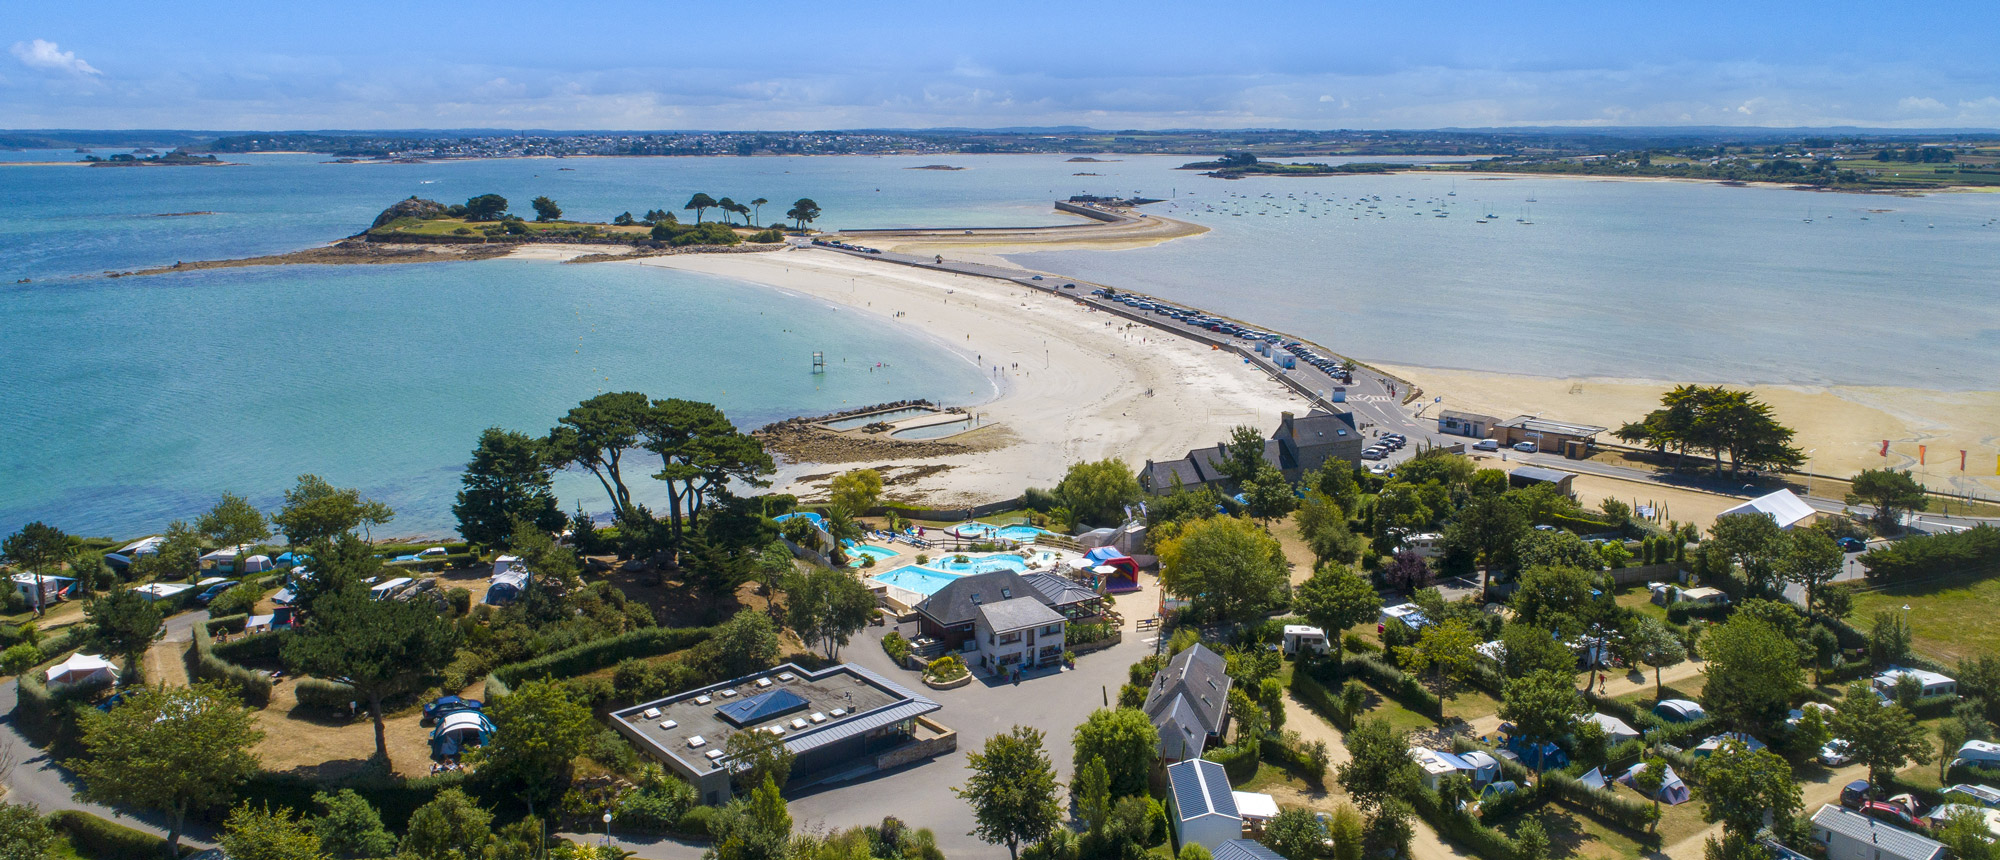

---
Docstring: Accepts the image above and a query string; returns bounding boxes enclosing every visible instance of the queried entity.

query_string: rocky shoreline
[753,400,978,465]
[109,240,513,277]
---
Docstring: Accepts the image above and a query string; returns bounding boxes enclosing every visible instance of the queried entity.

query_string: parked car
[1513,441,1538,453]
[1840,780,1875,810]
[1360,449,1386,461]
[1859,800,1924,831]
[1820,739,1853,766]
[1838,537,1867,553]
[196,580,241,605]
[1473,439,1500,451]
[1030,275,1043,281]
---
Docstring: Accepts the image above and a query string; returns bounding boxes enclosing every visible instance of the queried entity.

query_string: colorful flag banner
[1919,445,1927,465]
[1881,440,1890,457]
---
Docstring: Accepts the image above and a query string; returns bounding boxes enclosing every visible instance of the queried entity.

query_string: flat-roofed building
[1495,416,1607,459]
[1438,410,1500,439]
[610,662,947,806]
[1508,465,1577,495]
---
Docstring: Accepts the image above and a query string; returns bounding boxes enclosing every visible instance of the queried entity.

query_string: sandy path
[145,639,189,687]
[626,248,1311,505]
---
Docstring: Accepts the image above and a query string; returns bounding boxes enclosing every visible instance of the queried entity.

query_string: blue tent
[1506,737,1568,770]
[431,710,495,757]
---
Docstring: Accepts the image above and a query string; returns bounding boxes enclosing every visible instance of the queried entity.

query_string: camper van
[1401,533,1444,559]
[369,577,415,601]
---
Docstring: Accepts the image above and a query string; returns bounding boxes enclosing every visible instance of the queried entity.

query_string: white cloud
[1896,96,1946,113]
[11,39,100,76]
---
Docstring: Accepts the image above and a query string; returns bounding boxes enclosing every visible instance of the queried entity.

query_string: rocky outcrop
[371,197,448,228]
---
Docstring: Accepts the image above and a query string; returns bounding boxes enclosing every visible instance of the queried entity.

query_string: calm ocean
[3,153,1995,538]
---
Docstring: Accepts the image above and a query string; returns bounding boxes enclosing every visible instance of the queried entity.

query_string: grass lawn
[1613,588,1670,625]
[1616,677,1705,708]
[1444,688,1502,723]
[1504,806,1653,860]
[1848,575,2000,663]
[1351,681,1437,736]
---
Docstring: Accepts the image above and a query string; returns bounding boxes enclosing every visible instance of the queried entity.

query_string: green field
[1848,573,2000,662]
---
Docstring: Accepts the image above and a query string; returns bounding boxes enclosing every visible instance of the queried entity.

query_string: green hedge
[1860,526,2000,583]
[1409,786,1520,860]
[1343,653,1442,719]
[212,630,286,664]
[229,770,465,832]
[48,810,191,860]
[293,677,359,711]
[1202,741,1261,784]
[205,614,249,635]
[13,670,110,749]
[489,625,714,690]
[1541,770,1660,832]
[188,624,272,706]
[1550,513,1616,535]
[1289,668,1352,730]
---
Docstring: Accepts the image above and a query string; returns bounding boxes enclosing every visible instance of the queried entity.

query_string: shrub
[0,642,40,675]
[748,228,785,243]
[1343,653,1441,718]
[491,626,713,688]
[206,584,262,617]
[445,587,471,616]
[616,776,698,832]
[882,632,911,664]
[48,810,190,860]
[205,614,249,635]
[189,624,272,706]
[293,677,359,711]
[1065,621,1115,646]
[1541,771,1661,832]
[676,804,723,840]
[1408,787,1519,857]
[925,654,968,682]
[1861,526,2000,583]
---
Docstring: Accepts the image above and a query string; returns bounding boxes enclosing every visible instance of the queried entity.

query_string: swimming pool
[774,511,824,526]
[891,418,971,440]
[948,522,1051,542]
[822,406,937,431]
[870,565,962,596]
[934,554,1031,575]
[846,544,902,565]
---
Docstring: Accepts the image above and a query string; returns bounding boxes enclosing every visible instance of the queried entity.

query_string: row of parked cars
[1361,433,1408,461]
[1279,341,1354,383]
[809,239,882,254]
[1091,290,1280,341]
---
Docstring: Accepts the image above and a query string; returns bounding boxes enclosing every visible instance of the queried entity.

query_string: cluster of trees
[681,194,771,226]
[1022,459,1144,533]
[1613,385,1804,476]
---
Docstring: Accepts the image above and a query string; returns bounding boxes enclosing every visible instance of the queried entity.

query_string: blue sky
[6,0,1999,130]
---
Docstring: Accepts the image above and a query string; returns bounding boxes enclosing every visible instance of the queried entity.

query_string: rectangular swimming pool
[822,407,936,431]
[870,566,962,596]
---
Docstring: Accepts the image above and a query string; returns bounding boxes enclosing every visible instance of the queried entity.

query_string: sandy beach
[611,247,1311,506]
[1375,363,2000,500]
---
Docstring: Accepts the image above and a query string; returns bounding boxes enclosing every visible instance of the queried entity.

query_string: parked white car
[1820,739,1853,766]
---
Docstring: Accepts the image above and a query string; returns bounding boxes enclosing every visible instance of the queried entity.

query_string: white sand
[615,248,1312,505]
[1378,363,2000,499]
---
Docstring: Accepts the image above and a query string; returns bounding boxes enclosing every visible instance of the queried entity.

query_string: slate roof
[1021,572,1099,607]
[1145,644,1231,736]
[976,596,1064,633]
[1811,804,1946,860]
[1511,466,1575,485]
[1151,693,1209,760]
[1277,408,1358,455]
[916,570,1044,627]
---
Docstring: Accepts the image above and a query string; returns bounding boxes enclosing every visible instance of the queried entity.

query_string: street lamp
[1804,449,1817,498]
[602,812,613,846]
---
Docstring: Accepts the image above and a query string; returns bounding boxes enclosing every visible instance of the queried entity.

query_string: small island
[906,164,966,171]
[1065,156,1118,162]
[1177,152,1392,179]
[84,150,227,167]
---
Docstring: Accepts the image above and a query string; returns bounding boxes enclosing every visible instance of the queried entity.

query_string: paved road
[0,609,214,847]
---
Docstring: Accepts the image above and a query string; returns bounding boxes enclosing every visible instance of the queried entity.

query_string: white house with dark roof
[1810,803,1945,860]
[972,597,1066,673]
[1145,644,1232,761]
[1166,758,1242,853]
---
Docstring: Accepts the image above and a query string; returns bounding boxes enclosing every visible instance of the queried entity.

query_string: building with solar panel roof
[1166,758,1244,852]
[610,662,947,804]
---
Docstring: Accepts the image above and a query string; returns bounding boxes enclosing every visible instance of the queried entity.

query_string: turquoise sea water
[4,152,1997,538]
[1008,160,2000,389]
